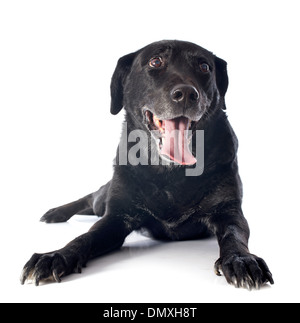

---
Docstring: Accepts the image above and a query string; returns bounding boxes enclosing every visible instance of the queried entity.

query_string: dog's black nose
[170,84,200,104]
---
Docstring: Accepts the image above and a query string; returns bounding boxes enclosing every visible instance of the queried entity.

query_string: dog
[21,40,273,289]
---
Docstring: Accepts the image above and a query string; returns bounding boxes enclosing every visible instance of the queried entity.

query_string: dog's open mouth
[145,110,197,165]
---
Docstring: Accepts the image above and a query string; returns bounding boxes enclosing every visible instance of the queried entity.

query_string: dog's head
[110,40,228,165]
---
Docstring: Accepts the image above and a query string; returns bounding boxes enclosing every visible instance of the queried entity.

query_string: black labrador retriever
[21,40,273,289]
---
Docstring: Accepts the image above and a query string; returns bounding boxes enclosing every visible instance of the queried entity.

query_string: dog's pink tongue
[160,117,196,165]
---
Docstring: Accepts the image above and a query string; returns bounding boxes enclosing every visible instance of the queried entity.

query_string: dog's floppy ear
[110,52,137,115]
[214,56,229,110]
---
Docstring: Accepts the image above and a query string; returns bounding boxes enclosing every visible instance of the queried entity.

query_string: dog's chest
[140,180,203,221]
[140,186,207,240]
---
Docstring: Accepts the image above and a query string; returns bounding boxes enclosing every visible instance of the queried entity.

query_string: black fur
[21,40,273,288]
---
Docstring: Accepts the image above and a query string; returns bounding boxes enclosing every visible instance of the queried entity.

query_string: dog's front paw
[214,253,274,289]
[20,251,84,286]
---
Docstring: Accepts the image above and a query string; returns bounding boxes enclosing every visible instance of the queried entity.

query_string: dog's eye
[199,63,210,73]
[149,57,163,68]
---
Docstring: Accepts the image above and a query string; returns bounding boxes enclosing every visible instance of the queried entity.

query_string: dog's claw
[214,259,222,276]
[265,271,274,285]
[52,269,62,283]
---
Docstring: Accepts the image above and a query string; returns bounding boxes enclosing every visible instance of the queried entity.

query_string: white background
[0,0,299,303]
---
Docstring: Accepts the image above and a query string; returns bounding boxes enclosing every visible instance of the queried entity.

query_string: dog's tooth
[153,114,163,131]
[153,114,159,125]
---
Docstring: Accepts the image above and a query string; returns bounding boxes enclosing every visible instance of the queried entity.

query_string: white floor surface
[1,214,298,303]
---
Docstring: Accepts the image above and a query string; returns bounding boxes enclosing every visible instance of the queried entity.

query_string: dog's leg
[76,207,95,215]
[40,181,110,223]
[21,214,134,285]
[211,202,274,289]
[40,193,94,223]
